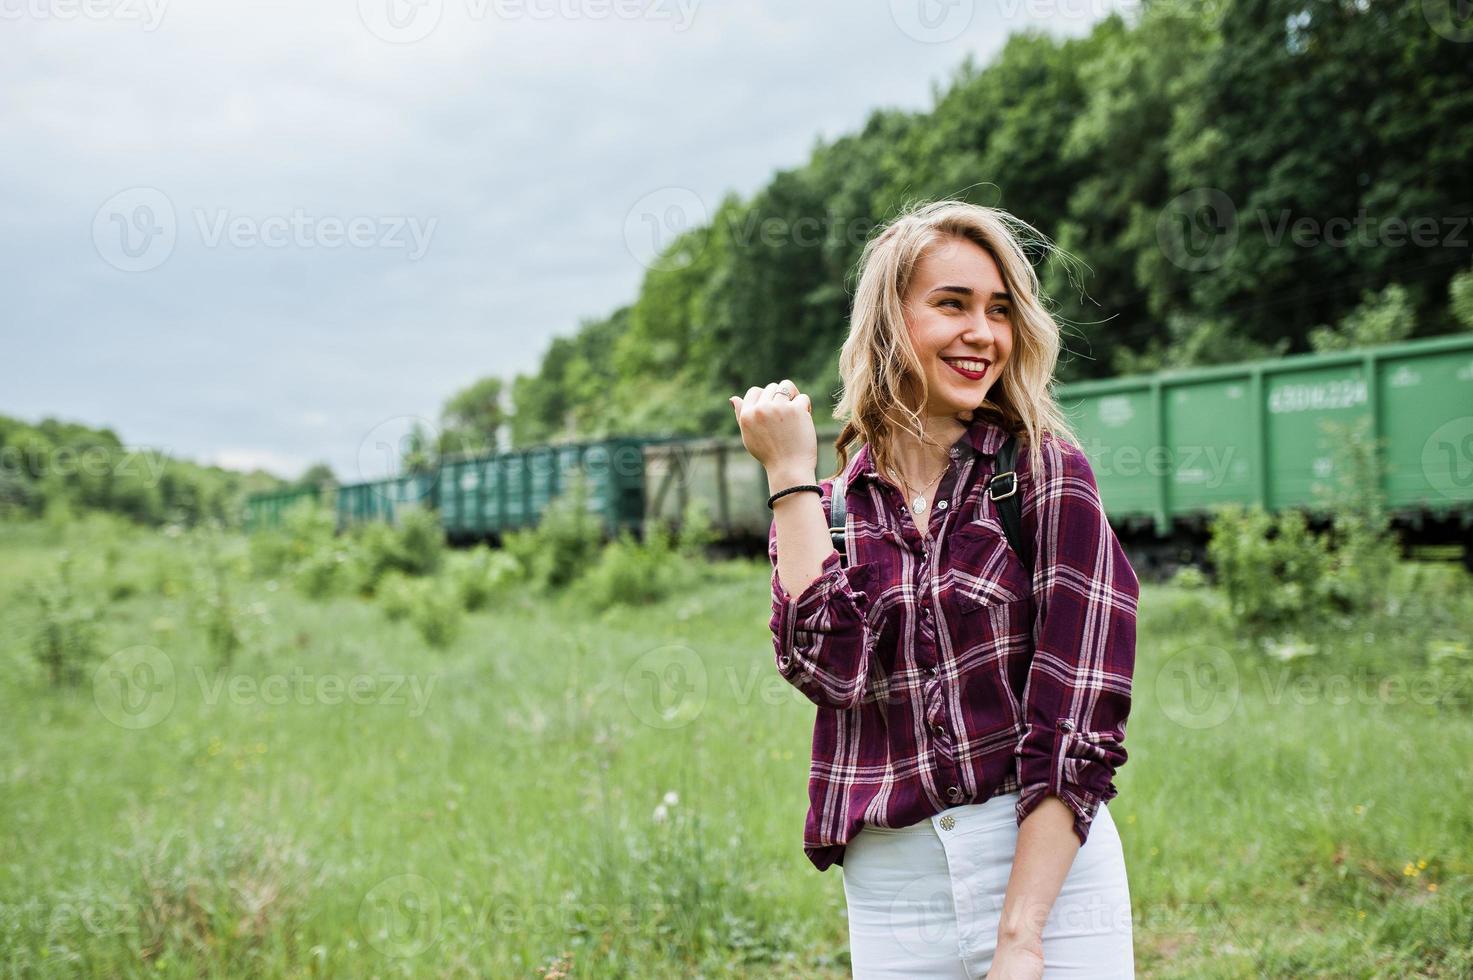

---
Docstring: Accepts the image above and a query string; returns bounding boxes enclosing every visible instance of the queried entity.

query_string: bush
[1206,503,1336,650]
[583,522,684,610]
[409,583,463,648]
[376,570,418,622]
[1207,415,1405,653]
[345,509,444,597]
[673,496,719,562]
[29,552,101,687]
[498,475,603,594]
[293,547,352,600]
[395,507,444,576]
[445,545,521,612]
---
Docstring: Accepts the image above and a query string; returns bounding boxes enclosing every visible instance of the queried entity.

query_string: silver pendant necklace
[899,460,948,515]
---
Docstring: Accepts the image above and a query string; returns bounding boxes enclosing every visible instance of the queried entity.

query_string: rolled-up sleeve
[1014,438,1139,847]
[767,509,876,710]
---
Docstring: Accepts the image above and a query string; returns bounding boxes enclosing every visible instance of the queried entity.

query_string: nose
[959,313,1002,352]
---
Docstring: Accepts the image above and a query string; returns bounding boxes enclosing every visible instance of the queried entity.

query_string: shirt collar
[844,413,1012,487]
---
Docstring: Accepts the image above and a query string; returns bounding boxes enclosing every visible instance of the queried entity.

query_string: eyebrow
[928,285,1012,302]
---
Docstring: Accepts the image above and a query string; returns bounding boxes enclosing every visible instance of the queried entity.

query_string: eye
[989,305,1011,318]
[938,298,964,310]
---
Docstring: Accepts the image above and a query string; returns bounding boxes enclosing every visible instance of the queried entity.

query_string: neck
[884,410,968,489]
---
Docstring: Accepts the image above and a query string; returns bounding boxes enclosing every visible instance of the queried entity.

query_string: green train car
[643,333,1473,575]
[242,485,330,532]
[245,334,1473,575]
[438,435,655,542]
[337,473,438,530]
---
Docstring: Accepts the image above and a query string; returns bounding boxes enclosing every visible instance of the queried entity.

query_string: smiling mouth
[942,357,991,379]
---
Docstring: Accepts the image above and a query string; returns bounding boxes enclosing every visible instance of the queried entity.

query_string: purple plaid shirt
[767,414,1139,872]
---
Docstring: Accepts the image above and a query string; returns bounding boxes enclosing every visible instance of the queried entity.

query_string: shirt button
[949,448,960,459]
[937,499,947,510]
[927,666,939,677]
[932,723,945,737]
[946,786,963,802]
[778,655,792,671]
[1060,718,1075,732]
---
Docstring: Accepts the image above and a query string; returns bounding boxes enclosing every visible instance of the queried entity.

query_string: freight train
[245,334,1473,578]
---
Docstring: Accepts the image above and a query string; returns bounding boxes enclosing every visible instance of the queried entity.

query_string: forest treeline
[488,0,1472,451]
[0,414,281,527]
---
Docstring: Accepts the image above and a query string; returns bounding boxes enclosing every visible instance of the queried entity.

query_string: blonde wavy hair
[830,199,1081,485]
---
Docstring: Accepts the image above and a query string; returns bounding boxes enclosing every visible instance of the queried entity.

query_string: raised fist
[729,380,818,477]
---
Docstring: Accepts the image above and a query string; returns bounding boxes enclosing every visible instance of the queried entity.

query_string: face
[899,235,1013,417]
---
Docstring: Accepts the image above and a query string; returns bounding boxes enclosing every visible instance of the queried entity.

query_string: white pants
[841,790,1134,978]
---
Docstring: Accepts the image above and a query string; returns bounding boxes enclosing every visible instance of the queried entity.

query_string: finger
[760,379,800,405]
[794,393,811,414]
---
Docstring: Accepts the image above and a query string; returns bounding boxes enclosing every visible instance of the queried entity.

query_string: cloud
[1,0,1116,480]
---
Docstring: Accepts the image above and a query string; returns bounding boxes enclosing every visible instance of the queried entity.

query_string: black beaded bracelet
[766,484,822,510]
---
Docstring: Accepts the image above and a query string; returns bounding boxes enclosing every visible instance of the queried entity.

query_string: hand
[729,380,818,481]
[984,933,1044,980]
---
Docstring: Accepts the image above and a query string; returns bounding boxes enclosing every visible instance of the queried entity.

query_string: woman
[729,200,1139,978]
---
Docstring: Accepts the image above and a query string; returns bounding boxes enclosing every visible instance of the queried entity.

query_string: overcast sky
[3,0,1120,482]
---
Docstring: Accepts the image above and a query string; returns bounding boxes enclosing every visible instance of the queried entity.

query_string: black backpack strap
[987,433,1035,582]
[829,474,847,567]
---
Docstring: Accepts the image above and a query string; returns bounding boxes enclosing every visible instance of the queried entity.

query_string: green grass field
[1,518,1470,978]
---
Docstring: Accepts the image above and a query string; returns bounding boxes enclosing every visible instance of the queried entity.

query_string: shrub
[497,475,603,594]
[376,571,418,622]
[29,552,101,687]
[583,522,683,610]
[345,509,444,597]
[1206,503,1336,649]
[395,507,444,576]
[293,547,351,600]
[673,496,719,562]
[445,545,521,612]
[409,583,463,648]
